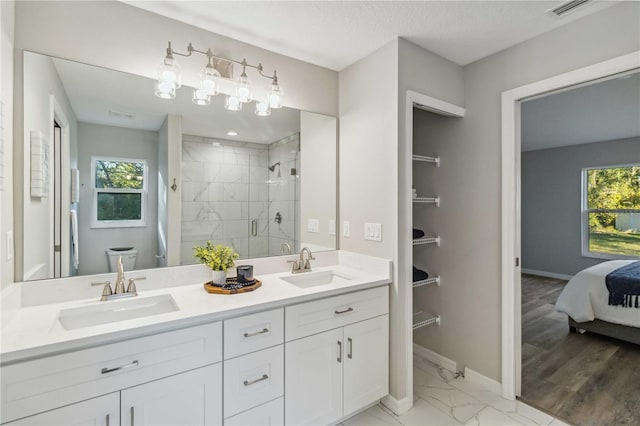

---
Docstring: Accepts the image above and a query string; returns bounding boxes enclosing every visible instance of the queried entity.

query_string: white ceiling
[123,0,616,70]
[521,71,640,151]
[51,56,301,144]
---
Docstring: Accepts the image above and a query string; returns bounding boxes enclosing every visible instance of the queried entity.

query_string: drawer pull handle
[131,406,135,426]
[337,340,342,363]
[243,328,269,338]
[244,374,269,386]
[106,414,110,426]
[348,337,353,359]
[334,307,354,315]
[101,360,139,374]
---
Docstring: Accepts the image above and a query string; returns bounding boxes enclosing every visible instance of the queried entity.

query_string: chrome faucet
[288,247,316,274]
[92,256,144,301]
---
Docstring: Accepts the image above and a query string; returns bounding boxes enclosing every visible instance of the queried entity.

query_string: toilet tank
[106,247,138,272]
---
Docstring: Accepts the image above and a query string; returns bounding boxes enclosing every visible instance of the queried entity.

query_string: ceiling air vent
[109,110,135,119]
[548,0,591,17]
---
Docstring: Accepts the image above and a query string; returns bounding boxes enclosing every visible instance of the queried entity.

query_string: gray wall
[453,2,640,381]
[77,122,159,275]
[522,137,640,276]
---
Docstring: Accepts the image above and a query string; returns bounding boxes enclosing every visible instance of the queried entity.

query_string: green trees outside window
[585,165,640,257]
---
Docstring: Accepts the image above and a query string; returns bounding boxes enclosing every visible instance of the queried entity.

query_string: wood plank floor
[520,273,640,426]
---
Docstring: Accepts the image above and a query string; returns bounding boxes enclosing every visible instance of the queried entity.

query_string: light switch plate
[364,223,382,242]
[307,218,320,233]
[343,221,350,237]
[329,220,336,235]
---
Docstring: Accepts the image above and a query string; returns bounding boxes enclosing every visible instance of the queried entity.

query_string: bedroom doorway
[500,51,640,401]
[517,70,640,424]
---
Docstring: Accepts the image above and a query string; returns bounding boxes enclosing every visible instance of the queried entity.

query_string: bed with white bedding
[555,260,640,344]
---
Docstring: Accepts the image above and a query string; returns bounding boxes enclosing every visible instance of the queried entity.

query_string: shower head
[268,162,281,172]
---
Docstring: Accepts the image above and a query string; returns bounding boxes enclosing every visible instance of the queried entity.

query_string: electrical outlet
[307,219,320,233]
[343,221,350,237]
[364,223,382,242]
[329,220,336,236]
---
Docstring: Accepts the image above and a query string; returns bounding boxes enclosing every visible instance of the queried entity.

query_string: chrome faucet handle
[93,281,113,301]
[127,276,146,294]
[287,259,300,273]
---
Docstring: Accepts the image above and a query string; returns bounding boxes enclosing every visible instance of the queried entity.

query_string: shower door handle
[251,219,258,237]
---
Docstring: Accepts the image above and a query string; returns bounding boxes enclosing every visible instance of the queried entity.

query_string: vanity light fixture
[155,41,283,115]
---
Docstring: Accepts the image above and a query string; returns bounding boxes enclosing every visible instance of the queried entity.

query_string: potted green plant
[193,242,239,285]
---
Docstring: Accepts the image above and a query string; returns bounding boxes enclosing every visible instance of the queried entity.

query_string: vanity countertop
[1,256,391,365]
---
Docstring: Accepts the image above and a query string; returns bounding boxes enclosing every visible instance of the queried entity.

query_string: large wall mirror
[18,51,337,281]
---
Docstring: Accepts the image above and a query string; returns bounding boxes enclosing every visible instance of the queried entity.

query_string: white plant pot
[212,270,227,286]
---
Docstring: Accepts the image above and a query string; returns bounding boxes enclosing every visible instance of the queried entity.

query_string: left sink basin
[58,294,179,330]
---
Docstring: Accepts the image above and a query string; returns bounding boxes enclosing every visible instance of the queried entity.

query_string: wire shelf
[412,154,440,166]
[413,276,440,289]
[413,312,441,330]
[412,236,440,247]
[413,197,440,206]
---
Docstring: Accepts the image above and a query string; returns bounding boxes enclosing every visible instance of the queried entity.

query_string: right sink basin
[281,270,352,289]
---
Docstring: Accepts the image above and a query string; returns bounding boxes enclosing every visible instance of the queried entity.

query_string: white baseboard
[381,394,410,416]
[413,343,457,373]
[521,268,572,281]
[464,367,502,394]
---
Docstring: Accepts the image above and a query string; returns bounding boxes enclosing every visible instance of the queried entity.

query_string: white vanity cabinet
[0,322,223,424]
[121,363,222,426]
[284,287,389,425]
[4,393,119,426]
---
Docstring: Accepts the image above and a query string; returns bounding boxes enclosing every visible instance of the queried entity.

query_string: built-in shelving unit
[412,311,441,330]
[412,154,440,166]
[413,196,440,206]
[412,276,440,289]
[412,150,441,331]
[412,236,440,246]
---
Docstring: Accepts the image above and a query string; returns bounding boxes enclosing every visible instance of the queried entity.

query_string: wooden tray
[203,278,262,294]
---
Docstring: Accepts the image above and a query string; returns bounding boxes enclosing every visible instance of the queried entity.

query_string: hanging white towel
[70,209,79,269]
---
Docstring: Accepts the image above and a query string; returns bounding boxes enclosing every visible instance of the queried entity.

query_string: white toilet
[106,247,138,272]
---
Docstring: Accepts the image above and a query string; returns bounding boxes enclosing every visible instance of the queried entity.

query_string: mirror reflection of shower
[268,161,281,178]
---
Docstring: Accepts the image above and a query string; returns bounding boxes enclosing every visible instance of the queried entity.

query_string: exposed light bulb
[237,73,253,103]
[224,95,242,111]
[268,81,283,108]
[255,101,271,117]
[154,81,176,99]
[192,88,210,106]
[200,65,221,96]
[155,46,181,99]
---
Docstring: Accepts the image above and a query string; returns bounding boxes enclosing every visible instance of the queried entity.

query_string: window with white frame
[91,156,147,228]
[582,164,640,259]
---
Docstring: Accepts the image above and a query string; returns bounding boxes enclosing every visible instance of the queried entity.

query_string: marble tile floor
[340,355,571,426]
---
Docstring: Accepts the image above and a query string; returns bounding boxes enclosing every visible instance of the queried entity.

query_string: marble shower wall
[268,134,300,256]
[180,135,270,264]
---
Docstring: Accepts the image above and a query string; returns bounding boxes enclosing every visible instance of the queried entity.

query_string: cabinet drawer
[224,397,283,426]
[1,321,222,424]
[224,308,283,359]
[285,286,389,341]
[223,345,284,418]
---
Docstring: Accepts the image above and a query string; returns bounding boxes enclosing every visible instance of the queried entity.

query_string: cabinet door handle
[348,337,353,359]
[106,414,110,426]
[334,307,354,315]
[251,219,258,236]
[101,360,139,374]
[244,374,269,386]
[131,406,135,426]
[243,328,269,338]
[337,340,342,363]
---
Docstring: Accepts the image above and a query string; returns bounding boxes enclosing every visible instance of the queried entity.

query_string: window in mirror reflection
[92,157,147,228]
